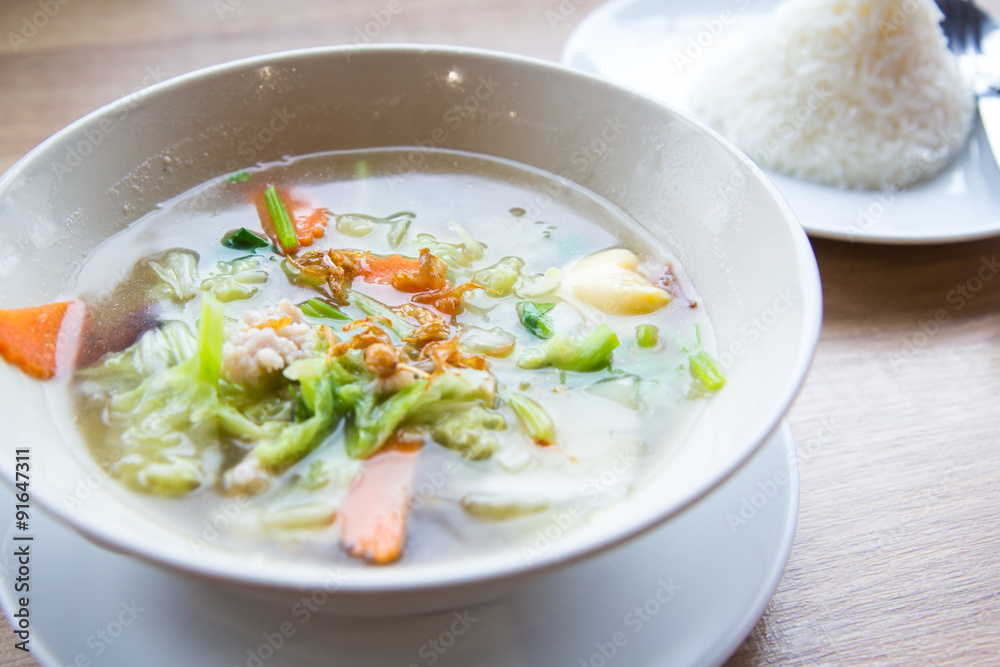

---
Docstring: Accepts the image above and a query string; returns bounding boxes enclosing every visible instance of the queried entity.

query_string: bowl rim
[0,42,823,597]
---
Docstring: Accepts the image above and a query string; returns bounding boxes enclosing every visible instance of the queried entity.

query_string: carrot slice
[339,439,420,565]
[358,254,422,286]
[295,208,328,246]
[0,301,73,379]
[250,185,329,249]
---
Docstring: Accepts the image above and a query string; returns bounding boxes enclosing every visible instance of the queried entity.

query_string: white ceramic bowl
[0,45,821,615]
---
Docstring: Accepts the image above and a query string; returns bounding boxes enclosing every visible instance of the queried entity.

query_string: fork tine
[958,0,973,52]
[937,0,962,52]
[969,0,985,52]
[958,0,972,52]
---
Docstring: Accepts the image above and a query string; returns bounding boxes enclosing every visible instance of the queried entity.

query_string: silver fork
[936,0,1000,161]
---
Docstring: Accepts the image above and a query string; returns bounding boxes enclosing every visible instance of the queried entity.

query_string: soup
[1,148,723,566]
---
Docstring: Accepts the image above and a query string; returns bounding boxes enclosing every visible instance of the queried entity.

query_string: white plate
[0,422,797,667]
[563,0,1000,244]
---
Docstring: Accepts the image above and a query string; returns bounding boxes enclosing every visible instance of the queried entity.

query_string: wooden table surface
[2,0,999,665]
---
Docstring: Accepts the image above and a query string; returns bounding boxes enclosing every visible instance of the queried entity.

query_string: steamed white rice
[687,0,974,190]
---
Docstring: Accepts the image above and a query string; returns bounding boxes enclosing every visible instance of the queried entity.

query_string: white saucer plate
[1,422,797,667]
[563,0,1000,244]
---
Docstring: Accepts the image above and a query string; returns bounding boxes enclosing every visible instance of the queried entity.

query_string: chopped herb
[263,185,298,253]
[636,324,659,348]
[227,170,251,183]
[222,227,269,251]
[298,297,350,321]
[681,324,725,392]
[516,301,555,339]
[689,351,725,391]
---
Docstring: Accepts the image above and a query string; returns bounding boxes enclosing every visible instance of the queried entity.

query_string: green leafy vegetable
[264,185,298,253]
[385,213,412,247]
[414,233,473,268]
[428,403,505,460]
[344,368,499,459]
[508,392,554,444]
[281,258,326,288]
[222,227,269,250]
[76,321,197,398]
[146,250,199,302]
[517,323,619,372]
[516,267,562,298]
[334,212,413,247]
[99,297,229,496]
[335,214,375,237]
[262,502,338,530]
[347,380,428,459]
[461,493,549,520]
[460,326,516,358]
[516,301,555,339]
[249,357,362,473]
[475,257,524,297]
[200,257,268,302]
[299,297,351,321]
[197,294,225,385]
[447,220,484,260]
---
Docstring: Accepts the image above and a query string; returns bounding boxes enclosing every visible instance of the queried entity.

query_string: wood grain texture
[1,0,999,665]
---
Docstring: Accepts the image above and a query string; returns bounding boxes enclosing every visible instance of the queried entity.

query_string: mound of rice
[687,0,974,190]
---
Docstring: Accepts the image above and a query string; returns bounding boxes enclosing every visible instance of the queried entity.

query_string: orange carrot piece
[250,185,329,249]
[339,442,420,565]
[294,208,328,246]
[358,254,422,286]
[0,301,73,379]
